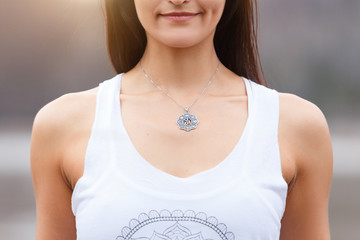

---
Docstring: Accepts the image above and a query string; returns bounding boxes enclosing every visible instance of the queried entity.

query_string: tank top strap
[72,74,123,205]
[87,73,123,154]
[94,75,122,126]
[243,81,286,189]
[250,83,279,141]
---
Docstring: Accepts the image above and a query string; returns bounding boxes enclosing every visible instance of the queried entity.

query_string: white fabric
[72,73,288,240]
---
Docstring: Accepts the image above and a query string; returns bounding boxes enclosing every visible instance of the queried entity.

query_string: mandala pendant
[177,108,199,132]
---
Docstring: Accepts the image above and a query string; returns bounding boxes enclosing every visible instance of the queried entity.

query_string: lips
[161,12,198,17]
[160,12,199,22]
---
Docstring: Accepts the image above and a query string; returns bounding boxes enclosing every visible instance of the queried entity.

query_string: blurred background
[0,0,359,239]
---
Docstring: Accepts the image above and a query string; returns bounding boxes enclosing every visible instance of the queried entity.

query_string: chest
[62,92,295,190]
[118,94,249,179]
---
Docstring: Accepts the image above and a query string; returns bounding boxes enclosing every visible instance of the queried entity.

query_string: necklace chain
[139,61,220,113]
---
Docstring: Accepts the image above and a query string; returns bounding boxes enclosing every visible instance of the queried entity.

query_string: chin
[161,39,199,48]
[156,31,208,49]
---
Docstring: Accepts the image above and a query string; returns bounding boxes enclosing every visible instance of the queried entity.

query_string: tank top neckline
[112,73,254,183]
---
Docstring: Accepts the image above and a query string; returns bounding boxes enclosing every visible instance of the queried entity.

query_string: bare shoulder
[31,86,99,182]
[31,87,98,149]
[279,92,328,126]
[278,92,333,239]
[30,87,99,239]
[32,87,98,134]
[278,92,330,140]
[278,92,333,171]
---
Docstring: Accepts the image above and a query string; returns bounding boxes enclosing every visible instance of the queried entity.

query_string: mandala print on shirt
[115,209,235,240]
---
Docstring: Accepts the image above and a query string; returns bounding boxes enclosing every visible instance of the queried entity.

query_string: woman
[30,0,333,239]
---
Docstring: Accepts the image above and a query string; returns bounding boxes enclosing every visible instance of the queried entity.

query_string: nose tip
[169,0,189,5]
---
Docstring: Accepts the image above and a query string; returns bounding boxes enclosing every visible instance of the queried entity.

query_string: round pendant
[177,112,199,131]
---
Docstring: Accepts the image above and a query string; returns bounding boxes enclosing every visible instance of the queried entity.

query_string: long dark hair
[104,0,266,86]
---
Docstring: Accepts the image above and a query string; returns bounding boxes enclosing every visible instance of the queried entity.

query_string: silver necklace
[139,61,220,132]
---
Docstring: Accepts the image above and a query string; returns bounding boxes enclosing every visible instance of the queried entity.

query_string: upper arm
[30,96,77,240]
[279,93,333,240]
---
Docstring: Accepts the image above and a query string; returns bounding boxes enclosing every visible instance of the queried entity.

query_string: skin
[30,0,333,239]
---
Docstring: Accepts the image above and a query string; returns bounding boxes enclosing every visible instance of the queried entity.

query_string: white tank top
[72,73,288,240]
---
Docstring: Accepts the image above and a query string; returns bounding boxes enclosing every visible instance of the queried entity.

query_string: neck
[139,35,220,94]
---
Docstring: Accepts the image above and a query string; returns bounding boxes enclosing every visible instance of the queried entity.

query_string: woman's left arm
[279,93,333,240]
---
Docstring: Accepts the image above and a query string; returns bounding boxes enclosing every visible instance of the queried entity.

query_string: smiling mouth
[160,12,199,22]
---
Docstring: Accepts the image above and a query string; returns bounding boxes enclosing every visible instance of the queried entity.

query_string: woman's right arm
[30,96,77,240]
